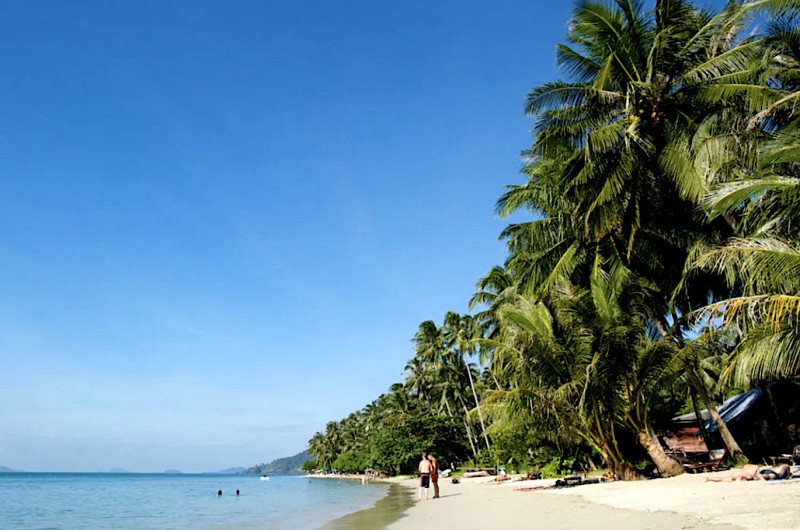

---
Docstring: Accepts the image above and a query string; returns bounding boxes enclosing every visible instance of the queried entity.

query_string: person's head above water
[217,490,222,496]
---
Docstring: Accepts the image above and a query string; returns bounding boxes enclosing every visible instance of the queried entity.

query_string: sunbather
[759,464,790,480]
[706,464,760,482]
[707,463,793,482]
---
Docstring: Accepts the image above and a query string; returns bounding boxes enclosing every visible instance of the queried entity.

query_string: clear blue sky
[0,0,723,472]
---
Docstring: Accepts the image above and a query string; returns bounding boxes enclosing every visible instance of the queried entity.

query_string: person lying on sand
[706,464,793,482]
[759,464,790,480]
[706,464,760,482]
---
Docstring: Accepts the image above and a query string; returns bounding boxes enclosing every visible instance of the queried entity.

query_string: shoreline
[307,472,383,484]
[321,482,414,530]
[309,470,800,530]
[379,472,799,530]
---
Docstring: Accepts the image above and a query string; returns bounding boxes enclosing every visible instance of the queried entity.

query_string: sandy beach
[384,472,800,530]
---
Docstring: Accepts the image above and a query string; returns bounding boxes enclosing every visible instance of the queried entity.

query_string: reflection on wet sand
[323,483,414,530]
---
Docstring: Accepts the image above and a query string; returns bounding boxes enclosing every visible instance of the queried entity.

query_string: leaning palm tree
[443,312,492,451]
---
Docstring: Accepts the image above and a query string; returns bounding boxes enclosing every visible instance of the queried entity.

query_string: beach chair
[706,449,727,471]
[682,449,727,473]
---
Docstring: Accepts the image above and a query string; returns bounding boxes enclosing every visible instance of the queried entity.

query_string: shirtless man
[428,454,440,498]
[760,463,791,480]
[417,454,432,501]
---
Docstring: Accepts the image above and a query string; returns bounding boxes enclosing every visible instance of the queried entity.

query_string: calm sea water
[0,473,388,530]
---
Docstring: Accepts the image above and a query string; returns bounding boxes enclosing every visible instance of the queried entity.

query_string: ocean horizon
[0,472,390,529]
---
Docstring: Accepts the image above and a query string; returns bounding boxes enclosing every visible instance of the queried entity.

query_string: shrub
[540,456,575,479]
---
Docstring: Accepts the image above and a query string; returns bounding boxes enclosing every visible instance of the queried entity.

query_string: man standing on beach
[417,454,432,501]
[428,454,440,499]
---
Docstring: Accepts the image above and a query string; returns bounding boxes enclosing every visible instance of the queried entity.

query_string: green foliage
[540,456,576,479]
[307,0,799,482]
[367,415,470,475]
[333,451,369,473]
[300,460,317,472]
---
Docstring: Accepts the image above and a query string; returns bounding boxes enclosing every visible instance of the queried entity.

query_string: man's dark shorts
[420,473,430,488]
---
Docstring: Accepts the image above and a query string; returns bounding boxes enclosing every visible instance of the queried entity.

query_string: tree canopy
[307,0,800,479]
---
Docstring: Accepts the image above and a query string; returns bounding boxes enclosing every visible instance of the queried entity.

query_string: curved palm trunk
[596,439,642,481]
[463,352,491,451]
[657,321,748,464]
[581,421,643,481]
[685,367,748,464]
[690,386,713,450]
[614,462,643,481]
[490,371,502,390]
[443,398,453,417]
[637,428,684,477]
[459,399,479,459]
[463,418,479,459]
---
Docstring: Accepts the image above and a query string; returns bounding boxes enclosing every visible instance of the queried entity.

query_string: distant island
[215,466,246,474]
[244,450,311,475]
[162,469,183,474]
[0,465,22,473]
[107,468,131,473]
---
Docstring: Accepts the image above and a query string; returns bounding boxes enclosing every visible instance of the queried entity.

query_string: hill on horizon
[0,465,22,472]
[215,466,246,474]
[245,450,310,475]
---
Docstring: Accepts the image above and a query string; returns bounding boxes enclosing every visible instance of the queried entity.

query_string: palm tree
[404,355,437,412]
[499,0,766,466]
[470,265,515,338]
[443,312,491,451]
[485,278,677,477]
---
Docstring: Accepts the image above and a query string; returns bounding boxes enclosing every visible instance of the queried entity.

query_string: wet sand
[322,483,414,530]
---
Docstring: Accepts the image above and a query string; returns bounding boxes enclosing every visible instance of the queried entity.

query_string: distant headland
[244,450,311,475]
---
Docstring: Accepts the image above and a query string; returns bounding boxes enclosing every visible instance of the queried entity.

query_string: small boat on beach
[260,475,269,481]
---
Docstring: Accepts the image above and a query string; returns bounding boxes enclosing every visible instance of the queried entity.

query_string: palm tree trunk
[463,417,478,459]
[685,367,748,464]
[491,371,502,390]
[463,352,491,451]
[662,320,748,464]
[584,424,642,481]
[459,400,479,459]
[689,386,713,450]
[614,461,643,481]
[444,398,453,417]
[637,428,684,477]
[596,438,641,481]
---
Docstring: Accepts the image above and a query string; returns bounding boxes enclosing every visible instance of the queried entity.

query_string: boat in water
[260,475,269,481]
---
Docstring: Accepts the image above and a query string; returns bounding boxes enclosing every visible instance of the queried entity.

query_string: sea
[0,473,391,530]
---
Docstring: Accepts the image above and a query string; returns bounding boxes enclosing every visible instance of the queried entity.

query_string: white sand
[386,472,800,530]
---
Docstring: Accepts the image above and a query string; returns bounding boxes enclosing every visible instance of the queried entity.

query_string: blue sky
[0,0,724,472]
